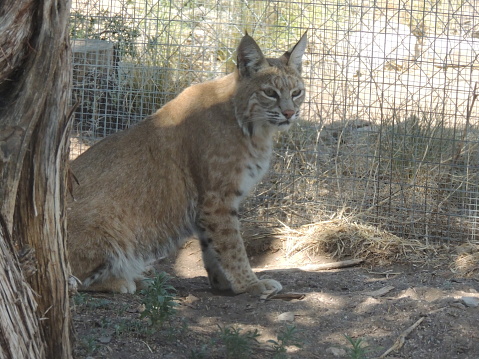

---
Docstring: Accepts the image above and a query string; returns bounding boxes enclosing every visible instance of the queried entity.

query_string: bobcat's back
[68,32,307,294]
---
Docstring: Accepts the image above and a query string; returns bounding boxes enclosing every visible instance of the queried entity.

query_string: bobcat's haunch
[68,32,307,294]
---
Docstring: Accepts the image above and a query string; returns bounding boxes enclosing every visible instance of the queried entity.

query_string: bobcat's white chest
[236,142,272,206]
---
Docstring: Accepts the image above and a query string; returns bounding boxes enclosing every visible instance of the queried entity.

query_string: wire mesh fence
[69,0,479,243]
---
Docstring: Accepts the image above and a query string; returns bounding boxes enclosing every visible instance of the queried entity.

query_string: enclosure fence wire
[69,0,479,243]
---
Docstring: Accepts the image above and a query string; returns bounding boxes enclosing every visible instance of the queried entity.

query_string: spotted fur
[67,32,307,294]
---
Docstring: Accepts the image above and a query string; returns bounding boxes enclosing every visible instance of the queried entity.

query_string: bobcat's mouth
[267,118,290,127]
[266,110,297,127]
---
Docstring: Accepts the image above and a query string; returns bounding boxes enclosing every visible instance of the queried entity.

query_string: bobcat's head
[234,32,307,137]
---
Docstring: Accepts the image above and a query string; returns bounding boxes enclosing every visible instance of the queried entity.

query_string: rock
[355,297,381,314]
[277,312,295,322]
[461,296,479,308]
[364,285,395,297]
[98,335,112,344]
[183,294,200,307]
[185,294,199,302]
[450,302,466,310]
[326,347,346,357]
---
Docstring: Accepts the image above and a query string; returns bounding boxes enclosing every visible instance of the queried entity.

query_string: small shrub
[72,293,111,309]
[72,292,90,306]
[80,335,99,355]
[217,325,261,359]
[164,317,189,340]
[189,344,209,359]
[87,298,113,309]
[344,334,369,359]
[114,318,147,336]
[268,324,303,359]
[140,272,178,327]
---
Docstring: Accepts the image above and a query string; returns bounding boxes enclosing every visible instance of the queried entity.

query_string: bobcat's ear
[281,31,307,73]
[236,34,268,78]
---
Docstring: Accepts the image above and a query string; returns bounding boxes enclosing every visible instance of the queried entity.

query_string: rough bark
[0,0,73,358]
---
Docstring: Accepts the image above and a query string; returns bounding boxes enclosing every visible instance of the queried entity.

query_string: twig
[379,317,425,358]
[363,285,395,297]
[267,258,364,273]
[141,340,153,353]
[367,270,402,278]
[270,292,306,301]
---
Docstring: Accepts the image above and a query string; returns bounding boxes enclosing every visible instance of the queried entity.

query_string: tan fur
[67,32,307,294]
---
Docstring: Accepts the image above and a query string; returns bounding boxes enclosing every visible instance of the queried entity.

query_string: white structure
[341,19,417,76]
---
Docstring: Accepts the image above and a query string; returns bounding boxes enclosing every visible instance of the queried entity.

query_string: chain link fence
[69,0,479,243]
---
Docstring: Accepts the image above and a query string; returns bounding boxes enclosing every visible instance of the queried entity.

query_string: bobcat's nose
[282,110,295,119]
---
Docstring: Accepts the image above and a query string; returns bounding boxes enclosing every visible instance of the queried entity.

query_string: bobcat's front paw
[246,278,282,295]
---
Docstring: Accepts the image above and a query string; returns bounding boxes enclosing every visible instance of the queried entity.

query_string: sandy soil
[72,238,479,359]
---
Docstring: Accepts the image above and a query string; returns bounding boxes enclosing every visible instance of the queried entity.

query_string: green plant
[268,324,303,359]
[99,316,112,329]
[80,335,99,355]
[72,292,111,309]
[139,272,178,327]
[164,317,189,340]
[189,344,209,359]
[70,9,141,57]
[88,297,113,309]
[72,292,91,306]
[114,318,147,336]
[344,334,369,359]
[217,325,261,359]
[115,303,131,315]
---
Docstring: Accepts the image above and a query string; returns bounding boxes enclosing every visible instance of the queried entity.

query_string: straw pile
[272,219,445,266]
[245,218,479,278]
[451,242,479,279]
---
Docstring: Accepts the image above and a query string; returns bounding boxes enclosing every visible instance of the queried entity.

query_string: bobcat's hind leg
[82,277,137,294]
[197,193,282,295]
[75,252,152,294]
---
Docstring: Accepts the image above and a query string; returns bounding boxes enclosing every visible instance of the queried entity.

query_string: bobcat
[68,32,307,295]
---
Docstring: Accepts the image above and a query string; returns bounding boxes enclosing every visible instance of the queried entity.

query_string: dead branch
[379,317,425,358]
[267,258,364,273]
[363,285,395,297]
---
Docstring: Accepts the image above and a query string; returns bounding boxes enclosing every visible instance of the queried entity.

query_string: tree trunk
[0,0,73,358]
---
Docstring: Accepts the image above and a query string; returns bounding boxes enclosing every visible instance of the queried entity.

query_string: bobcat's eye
[291,89,302,98]
[263,88,279,99]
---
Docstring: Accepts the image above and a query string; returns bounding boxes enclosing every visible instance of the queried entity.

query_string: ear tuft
[281,31,308,73]
[236,34,268,78]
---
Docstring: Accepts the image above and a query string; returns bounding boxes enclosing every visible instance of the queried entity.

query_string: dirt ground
[72,237,479,359]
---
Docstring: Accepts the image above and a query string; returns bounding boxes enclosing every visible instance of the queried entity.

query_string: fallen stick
[270,292,306,301]
[265,258,364,273]
[363,285,395,298]
[367,270,402,277]
[379,317,425,358]
[299,258,365,271]
[259,291,306,302]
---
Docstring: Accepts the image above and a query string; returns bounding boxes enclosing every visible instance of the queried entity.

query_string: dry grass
[244,117,479,268]
[244,217,477,275]
[276,219,444,266]
[69,137,91,161]
[244,113,479,244]
[450,242,479,279]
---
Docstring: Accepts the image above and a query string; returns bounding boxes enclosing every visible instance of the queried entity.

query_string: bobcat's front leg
[197,193,282,295]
